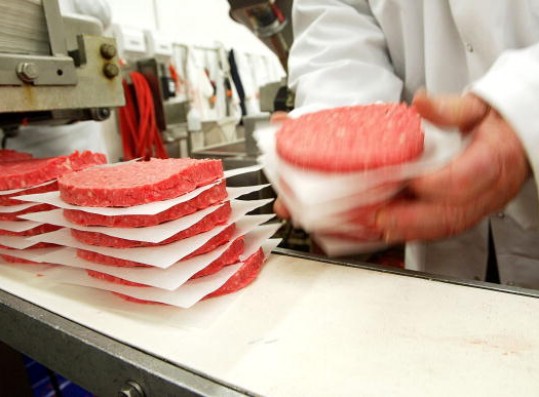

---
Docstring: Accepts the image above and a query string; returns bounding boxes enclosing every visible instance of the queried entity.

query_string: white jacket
[289,0,539,288]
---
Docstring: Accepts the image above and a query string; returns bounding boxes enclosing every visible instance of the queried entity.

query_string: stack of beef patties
[259,103,428,256]
[50,158,270,304]
[0,150,106,263]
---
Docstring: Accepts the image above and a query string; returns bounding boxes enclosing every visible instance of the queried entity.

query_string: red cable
[118,71,168,160]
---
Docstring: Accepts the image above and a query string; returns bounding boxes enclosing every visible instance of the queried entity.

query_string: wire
[119,71,168,160]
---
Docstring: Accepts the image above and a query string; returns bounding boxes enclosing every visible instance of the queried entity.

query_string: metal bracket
[0,53,77,86]
[0,0,78,86]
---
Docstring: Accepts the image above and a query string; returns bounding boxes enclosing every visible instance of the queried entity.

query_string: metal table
[1,249,539,397]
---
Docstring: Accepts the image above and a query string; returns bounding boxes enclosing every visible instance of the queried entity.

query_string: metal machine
[228,0,294,112]
[228,0,292,71]
[0,0,124,129]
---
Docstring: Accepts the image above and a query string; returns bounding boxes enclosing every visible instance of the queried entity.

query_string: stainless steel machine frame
[0,0,124,127]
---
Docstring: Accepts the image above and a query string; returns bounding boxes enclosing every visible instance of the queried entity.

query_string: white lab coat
[289,0,539,288]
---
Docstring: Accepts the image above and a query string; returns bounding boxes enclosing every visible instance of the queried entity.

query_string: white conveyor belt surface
[0,253,538,396]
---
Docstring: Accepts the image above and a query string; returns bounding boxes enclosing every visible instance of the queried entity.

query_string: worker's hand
[376,91,531,242]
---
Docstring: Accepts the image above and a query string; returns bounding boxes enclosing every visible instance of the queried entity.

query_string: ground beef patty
[0,149,33,162]
[276,103,424,172]
[0,151,106,190]
[205,248,265,299]
[77,224,236,268]
[71,202,232,248]
[63,180,228,228]
[0,223,61,237]
[59,158,223,207]
[0,254,41,264]
[85,237,245,287]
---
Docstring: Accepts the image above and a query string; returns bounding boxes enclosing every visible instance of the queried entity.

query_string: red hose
[119,71,168,160]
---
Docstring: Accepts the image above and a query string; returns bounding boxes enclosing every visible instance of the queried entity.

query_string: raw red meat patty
[0,149,33,162]
[77,224,236,268]
[276,103,424,172]
[71,202,231,248]
[0,181,58,206]
[63,180,228,228]
[0,151,106,190]
[0,254,41,264]
[111,293,166,305]
[0,223,61,237]
[205,248,265,299]
[85,237,245,286]
[191,237,245,278]
[59,158,223,207]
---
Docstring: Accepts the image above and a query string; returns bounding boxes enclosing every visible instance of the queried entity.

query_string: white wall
[106,0,277,57]
[107,0,157,31]
[155,0,274,56]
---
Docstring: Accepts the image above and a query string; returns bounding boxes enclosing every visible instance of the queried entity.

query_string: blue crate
[23,356,94,397]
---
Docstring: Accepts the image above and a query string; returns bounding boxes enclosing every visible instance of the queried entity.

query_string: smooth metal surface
[192,140,251,161]
[0,288,258,397]
[273,247,539,299]
[42,0,68,56]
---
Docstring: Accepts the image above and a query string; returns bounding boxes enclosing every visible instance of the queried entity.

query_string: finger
[413,91,490,132]
[410,126,500,202]
[274,197,291,219]
[270,111,289,124]
[376,173,520,243]
[375,200,484,242]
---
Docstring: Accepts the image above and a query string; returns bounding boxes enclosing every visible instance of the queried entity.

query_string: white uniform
[289,0,539,288]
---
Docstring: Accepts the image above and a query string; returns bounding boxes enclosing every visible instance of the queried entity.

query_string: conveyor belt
[0,249,538,396]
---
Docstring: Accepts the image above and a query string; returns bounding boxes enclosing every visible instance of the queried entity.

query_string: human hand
[375,91,531,242]
[270,111,292,219]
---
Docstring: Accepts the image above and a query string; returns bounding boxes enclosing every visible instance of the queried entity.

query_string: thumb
[413,90,490,132]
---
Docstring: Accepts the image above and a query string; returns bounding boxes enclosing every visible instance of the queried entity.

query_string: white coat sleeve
[470,44,539,226]
[289,0,403,115]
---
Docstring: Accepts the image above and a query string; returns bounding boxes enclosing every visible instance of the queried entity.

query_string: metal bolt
[16,62,39,83]
[118,381,145,397]
[103,62,120,79]
[100,43,117,59]
[89,107,111,121]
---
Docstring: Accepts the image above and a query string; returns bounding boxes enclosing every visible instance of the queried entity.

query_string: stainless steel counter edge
[273,247,539,299]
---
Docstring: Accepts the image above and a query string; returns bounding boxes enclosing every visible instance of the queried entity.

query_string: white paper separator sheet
[21,191,271,244]
[41,239,280,309]
[0,247,62,262]
[0,258,243,330]
[36,223,281,290]
[0,180,56,196]
[0,202,44,213]
[0,220,44,232]
[22,203,227,243]
[0,235,49,249]
[25,197,273,244]
[28,211,276,269]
